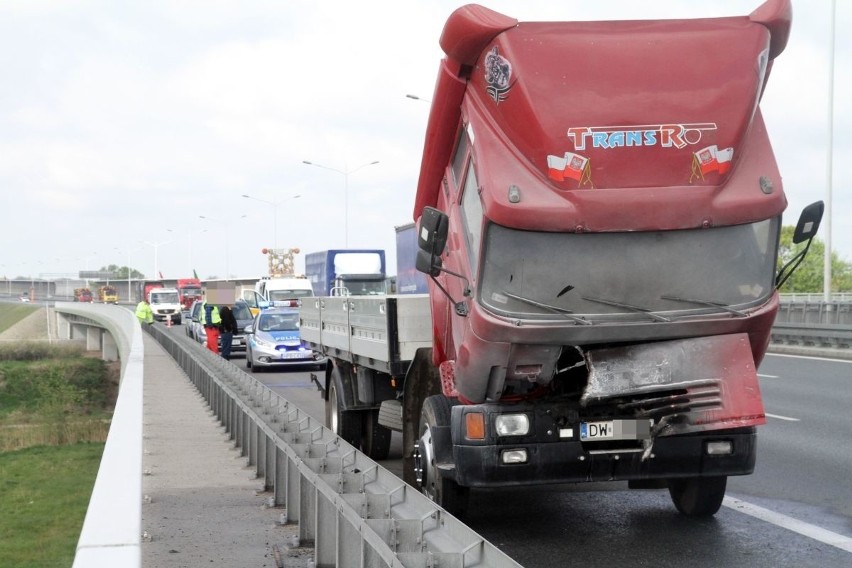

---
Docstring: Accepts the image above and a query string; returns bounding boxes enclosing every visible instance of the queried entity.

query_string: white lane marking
[765,413,800,422]
[723,497,852,553]
[758,373,779,379]
[766,353,852,364]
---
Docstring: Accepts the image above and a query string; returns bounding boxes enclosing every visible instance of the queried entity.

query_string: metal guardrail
[771,323,852,350]
[779,293,852,303]
[149,324,523,567]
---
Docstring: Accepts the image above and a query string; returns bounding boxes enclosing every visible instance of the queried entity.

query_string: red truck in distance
[176,278,203,311]
[141,281,164,304]
[303,0,823,518]
[73,288,94,303]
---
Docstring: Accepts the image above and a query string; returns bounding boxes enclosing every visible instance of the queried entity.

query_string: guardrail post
[264,436,275,491]
[255,425,265,479]
[274,446,288,508]
[315,488,337,567]
[299,474,316,546]
[285,455,300,523]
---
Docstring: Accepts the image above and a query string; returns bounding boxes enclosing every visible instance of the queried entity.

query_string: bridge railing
[53,303,145,568]
[776,297,852,326]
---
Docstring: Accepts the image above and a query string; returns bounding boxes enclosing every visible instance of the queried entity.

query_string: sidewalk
[140,332,311,567]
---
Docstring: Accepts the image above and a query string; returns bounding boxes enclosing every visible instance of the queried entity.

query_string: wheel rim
[415,424,438,501]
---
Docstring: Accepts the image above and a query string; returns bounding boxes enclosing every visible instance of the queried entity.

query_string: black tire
[325,367,361,447]
[361,409,392,460]
[668,476,727,516]
[245,355,252,370]
[414,395,469,517]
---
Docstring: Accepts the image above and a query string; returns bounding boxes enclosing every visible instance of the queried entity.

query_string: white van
[148,287,183,324]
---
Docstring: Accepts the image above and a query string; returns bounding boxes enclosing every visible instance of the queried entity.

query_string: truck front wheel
[414,395,469,517]
[668,476,727,516]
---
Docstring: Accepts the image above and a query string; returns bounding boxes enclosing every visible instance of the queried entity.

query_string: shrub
[0,342,85,362]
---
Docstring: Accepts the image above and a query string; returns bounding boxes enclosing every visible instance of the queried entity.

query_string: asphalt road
[175,325,852,567]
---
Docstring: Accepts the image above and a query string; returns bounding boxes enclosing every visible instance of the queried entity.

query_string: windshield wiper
[502,291,592,325]
[581,295,671,322]
[660,295,747,317]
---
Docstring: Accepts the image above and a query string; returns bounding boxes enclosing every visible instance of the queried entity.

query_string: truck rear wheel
[668,476,727,516]
[361,410,392,460]
[414,395,469,517]
[325,366,361,447]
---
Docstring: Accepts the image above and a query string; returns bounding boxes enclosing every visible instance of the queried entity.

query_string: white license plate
[580,420,651,441]
[279,352,305,360]
[232,339,242,346]
[580,421,614,440]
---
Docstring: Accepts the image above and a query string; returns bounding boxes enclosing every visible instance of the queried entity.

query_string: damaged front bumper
[448,333,765,487]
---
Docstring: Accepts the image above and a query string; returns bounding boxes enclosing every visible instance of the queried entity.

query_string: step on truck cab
[302,0,823,518]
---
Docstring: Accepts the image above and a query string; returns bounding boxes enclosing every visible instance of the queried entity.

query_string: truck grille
[610,379,722,419]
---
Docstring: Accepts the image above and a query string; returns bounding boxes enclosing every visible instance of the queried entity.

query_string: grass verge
[0,443,104,568]
[0,304,37,334]
[0,343,118,451]
[0,337,119,566]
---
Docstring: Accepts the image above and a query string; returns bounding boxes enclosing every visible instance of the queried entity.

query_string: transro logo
[566,123,717,150]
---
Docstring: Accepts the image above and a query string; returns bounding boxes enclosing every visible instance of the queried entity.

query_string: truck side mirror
[416,249,442,277]
[775,200,825,289]
[416,207,449,277]
[418,207,449,254]
[792,200,824,244]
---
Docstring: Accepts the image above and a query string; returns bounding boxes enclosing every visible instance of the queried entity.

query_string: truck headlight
[501,449,528,464]
[706,440,733,455]
[495,414,530,436]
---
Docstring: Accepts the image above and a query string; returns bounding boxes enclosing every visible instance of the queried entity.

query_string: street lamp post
[167,227,207,275]
[824,0,836,302]
[77,254,99,287]
[116,246,141,302]
[139,240,172,279]
[241,194,301,248]
[302,160,379,247]
[199,214,248,280]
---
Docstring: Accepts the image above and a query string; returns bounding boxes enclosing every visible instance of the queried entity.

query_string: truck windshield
[268,289,313,301]
[151,292,179,303]
[478,217,779,321]
[341,280,386,295]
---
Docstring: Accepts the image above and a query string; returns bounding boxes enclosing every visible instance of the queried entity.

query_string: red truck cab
[408,0,822,516]
[176,278,203,311]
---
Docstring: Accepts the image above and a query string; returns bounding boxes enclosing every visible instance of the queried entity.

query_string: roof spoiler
[750,0,792,60]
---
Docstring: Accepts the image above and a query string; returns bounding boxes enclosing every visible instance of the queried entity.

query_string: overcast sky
[1,0,848,281]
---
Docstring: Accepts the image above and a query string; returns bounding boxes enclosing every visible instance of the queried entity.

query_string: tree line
[777,226,852,293]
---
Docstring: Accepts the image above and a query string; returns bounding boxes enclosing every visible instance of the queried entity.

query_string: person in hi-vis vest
[201,301,222,354]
